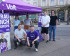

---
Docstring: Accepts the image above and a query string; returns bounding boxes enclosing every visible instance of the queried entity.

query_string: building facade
[38,0,70,21]
[22,0,38,6]
[22,0,70,21]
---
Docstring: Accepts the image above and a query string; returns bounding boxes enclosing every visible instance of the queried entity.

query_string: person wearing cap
[27,25,39,52]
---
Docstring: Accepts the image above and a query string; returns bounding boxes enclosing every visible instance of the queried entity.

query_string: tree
[59,5,70,25]
[43,8,47,12]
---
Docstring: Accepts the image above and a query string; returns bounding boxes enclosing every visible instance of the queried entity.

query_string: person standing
[49,10,58,41]
[12,16,21,31]
[24,15,32,31]
[27,25,39,52]
[41,11,50,43]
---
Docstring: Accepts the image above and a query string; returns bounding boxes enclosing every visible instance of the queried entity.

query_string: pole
[2,10,4,13]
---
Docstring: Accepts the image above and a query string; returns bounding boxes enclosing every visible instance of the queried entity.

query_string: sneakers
[35,48,38,52]
[46,40,49,43]
[53,39,55,41]
[49,39,55,41]
[49,39,51,41]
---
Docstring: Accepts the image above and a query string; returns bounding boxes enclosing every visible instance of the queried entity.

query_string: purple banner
[0,41,8,53]
[38,15,42,27]
[0,13,10,33]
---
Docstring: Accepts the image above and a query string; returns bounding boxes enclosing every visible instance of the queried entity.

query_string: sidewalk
[57,22,70,27]
[0,23,70,56]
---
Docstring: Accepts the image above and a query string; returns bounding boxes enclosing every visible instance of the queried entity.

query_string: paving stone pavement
[0,25,70,56]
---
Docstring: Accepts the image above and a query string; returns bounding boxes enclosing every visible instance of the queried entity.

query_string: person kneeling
[14,24,27,49]
[27,25,39,52]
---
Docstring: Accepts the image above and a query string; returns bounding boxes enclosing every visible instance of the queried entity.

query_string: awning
[0,0,42,15]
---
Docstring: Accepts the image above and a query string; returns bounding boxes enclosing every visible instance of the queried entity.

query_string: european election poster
[0,13,11,53]
[38,15,43,34]
[38,15,42,27]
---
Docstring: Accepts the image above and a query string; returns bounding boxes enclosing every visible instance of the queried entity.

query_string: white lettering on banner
[0,14,3,19]
[0,25,9,28]
[6,4,16,10]
[0,14,9,19]
[0,13,10,29]
[0,20,9,24]
[4,14,9,19]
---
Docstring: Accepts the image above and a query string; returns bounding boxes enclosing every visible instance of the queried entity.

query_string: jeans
[28,40,39,49]
[14,38,26,48]
[14,26,18,30]
[49,25,56,40]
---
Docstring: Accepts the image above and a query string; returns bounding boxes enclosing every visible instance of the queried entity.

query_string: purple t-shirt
[27,31,39,41]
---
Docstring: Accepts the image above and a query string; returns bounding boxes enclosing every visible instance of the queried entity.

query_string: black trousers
[29,40,39,49]
[14,39,26,48]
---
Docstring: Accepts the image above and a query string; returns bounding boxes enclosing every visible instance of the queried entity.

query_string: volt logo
[6,4,16,10]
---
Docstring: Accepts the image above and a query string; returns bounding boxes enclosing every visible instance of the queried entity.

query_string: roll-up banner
[0,13,11,53]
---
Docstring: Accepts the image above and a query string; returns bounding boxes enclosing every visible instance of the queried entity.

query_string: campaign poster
[38,15,42,34]
[38,15,44,27]
[0,13,11,53]
[38,15,42,27]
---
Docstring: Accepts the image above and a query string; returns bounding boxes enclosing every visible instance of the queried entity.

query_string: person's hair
[15,16,19,20]
[18,24,22,27]
[51,10,55,14]
[43,11,49,15]
[26,14,29,17]
[30,25,34,27]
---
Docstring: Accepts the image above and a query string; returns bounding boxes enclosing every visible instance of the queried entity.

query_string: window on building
[0,0,2,2]
[42,0,46,6]
[21,0,24,1]
[33,0,37,1]
[68,0,70,4]
[27,0,30,1]
[50,0,55,6]
[59,0,64,5]
[33,2,37,6]
[51,0,54,2]
[38,1,41,6]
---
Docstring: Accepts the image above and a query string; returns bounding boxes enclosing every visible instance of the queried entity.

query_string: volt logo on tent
[6,4,16,10]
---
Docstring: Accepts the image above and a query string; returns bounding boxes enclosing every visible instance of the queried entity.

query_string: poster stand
[0,10,11,53]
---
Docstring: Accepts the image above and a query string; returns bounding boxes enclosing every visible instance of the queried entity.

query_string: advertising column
[0,13,11,53]
[38,15,43,33]
[38,15,43,41]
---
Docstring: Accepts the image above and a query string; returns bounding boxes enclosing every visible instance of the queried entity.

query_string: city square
[0,0,70,56]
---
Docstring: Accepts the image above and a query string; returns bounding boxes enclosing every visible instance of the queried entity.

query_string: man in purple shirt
[27,25,39,52]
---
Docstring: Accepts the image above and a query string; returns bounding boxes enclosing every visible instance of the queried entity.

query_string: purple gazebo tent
[0,0,42,15]
[0,0,43,42]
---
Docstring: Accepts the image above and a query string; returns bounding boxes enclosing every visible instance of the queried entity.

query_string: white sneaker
[35,48,38,52]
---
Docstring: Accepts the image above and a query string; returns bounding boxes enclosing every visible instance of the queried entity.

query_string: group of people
[12,10,58,52]
[41,10,58,43]
[12,15,39,52]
